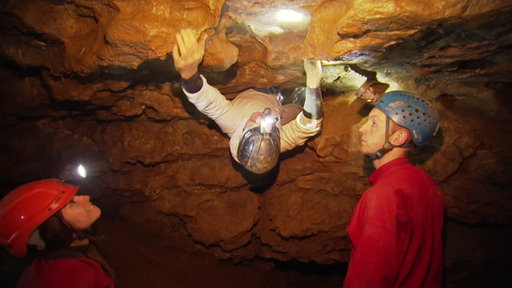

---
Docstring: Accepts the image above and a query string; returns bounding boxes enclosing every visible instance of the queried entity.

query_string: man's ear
[390,128,410,147]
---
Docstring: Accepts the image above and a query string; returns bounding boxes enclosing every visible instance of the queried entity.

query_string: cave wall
[1,0,512,283]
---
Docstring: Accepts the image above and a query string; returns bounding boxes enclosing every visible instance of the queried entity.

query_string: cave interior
[1,0,512,287]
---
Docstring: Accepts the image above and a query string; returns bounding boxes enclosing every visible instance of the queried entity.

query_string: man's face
[358,108,388,155]
[243,112,264,132]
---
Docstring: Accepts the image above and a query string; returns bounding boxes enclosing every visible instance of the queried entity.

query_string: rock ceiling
[0,0,512,278]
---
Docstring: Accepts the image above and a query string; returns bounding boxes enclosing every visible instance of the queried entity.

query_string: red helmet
[0,179,78,257]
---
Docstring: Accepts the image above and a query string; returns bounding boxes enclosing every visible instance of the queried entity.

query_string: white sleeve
[182,75,231,120]
[279,112,322,152]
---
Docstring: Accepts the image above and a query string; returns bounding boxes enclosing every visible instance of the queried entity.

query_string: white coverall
[183,75,322,163]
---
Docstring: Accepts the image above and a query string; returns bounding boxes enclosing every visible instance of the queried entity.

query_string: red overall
[17,245,115,288]
[344,158,444,288]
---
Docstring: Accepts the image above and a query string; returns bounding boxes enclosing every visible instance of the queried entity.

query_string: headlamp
[59,163,87,183]
[76,164,87,178]
[260,108,277,134]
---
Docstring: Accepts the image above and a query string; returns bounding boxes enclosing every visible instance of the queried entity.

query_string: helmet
[373,91,439,146]
[237,125,280,174]
[0,179,78,257]
[355,79,389,103]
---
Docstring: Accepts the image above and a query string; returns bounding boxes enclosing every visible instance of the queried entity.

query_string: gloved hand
[303,58,324,120]
[304,58,322,89]
[172,29,208,80]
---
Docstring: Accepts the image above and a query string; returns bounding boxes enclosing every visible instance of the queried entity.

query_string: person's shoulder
[402,162,435,181]
[237,88,271,98]
[20,257,102,288]
[50,256,101,270]
[382,160,438,191]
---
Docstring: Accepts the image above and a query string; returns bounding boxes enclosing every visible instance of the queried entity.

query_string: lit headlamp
[76,164,87,178]
[59,163,87,183]
[260,108,277,134]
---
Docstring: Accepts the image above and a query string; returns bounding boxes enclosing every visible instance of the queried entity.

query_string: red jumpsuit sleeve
[344,188,400,288]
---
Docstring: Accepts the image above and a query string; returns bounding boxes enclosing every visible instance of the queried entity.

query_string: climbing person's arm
[303,58,323,120]
[172,29,233,133]
[173,29,208,93]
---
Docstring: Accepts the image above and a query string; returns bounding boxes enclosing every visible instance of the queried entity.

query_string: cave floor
[97,216,512,288]
[1,215,509,287]
[96,217,345,288]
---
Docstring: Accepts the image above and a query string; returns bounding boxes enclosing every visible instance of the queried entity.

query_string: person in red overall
[344,91,444,287]
[0,178,116,288]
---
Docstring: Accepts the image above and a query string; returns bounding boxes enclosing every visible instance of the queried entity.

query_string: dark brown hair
[38,213,74,250]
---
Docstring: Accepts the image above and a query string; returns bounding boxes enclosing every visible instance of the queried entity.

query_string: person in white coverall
[172,29,324,175]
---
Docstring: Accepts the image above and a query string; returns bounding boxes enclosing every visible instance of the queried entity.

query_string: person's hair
[39,213,75,250]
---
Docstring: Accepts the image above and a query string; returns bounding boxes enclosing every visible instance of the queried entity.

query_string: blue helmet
[373,91,439,146]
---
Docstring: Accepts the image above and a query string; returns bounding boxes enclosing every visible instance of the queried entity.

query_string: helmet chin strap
[369,117,396,161]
